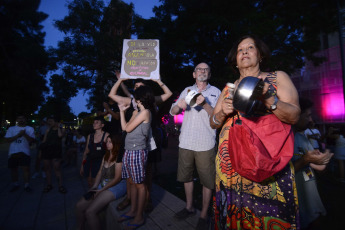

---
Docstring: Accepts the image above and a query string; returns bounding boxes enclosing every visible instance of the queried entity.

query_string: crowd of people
[3,34,345,230]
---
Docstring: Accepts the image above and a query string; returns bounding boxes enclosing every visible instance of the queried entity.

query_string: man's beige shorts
[177,147,216,189]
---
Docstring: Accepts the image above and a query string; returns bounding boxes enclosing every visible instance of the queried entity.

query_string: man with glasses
[170,62,220,230]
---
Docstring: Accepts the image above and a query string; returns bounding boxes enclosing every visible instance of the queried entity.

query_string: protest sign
[120,39,159,79]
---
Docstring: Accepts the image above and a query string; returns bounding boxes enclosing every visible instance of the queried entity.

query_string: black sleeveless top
[87,132,106,160]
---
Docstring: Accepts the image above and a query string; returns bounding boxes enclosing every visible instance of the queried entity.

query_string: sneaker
[174,208,196,220]
[41,172,46,179]
[196,217,209,230]
[10,185,20,192]
[24,186,32,192]
[32,172,40,179]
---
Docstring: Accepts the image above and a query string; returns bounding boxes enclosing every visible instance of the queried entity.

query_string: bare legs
[76,190,115,230]
[123,178,146,225]
[184,182,212,219]
[43,159,64,187]
[184,181,194,211]
[200,186,212,219]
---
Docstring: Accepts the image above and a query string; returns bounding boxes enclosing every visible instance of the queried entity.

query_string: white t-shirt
[5,125,35,156]
[73,135,86,144]
[304,128,321,149]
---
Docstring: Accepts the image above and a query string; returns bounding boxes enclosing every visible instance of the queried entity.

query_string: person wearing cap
[169,62,221,229]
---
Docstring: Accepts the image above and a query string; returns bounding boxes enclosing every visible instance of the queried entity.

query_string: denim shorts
[98,179,126,199]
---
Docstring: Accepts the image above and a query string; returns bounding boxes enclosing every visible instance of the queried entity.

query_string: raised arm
[119,105,149,133]
[116,71,132,97]
[80,134,90,176]
[210,88,235,129]
[262,71,301,124]
[108,78,132,107]
[152,78,173,105]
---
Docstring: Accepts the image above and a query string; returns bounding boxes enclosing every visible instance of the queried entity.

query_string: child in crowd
[76,134,126,230]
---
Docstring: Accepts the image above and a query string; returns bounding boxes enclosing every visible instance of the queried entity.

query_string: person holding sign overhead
[169,62,221,230]
[108,72,172,213]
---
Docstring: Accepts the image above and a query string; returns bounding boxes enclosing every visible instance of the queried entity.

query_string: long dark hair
[133,85,157,128]
[227,35,271,73]
[104,134,122,162]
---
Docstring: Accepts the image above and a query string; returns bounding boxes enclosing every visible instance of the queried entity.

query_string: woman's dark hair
[104,134,122,162]
[227,35,271,73]
[299,97,314,115]
[133,85,157,128]
[134,78,147,85]
[94,116,105,124]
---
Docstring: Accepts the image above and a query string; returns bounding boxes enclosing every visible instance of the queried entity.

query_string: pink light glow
[174,111,184,124]
[303,46,345,122]
[320,84,345,121]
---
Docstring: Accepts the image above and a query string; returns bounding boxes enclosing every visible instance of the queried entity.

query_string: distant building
[291,32,345,124]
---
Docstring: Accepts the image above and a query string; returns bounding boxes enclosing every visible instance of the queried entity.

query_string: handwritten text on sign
[121,39,160,79]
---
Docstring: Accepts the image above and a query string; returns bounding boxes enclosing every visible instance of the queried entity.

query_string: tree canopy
[52,0,133,110]
[134,0,338,91]
[0,0,50,123]
[50,0,339,111]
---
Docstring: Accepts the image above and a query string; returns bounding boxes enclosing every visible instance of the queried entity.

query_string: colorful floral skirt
[214,119,299,230]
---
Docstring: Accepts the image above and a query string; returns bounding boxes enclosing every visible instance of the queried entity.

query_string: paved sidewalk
[0,143,88,230]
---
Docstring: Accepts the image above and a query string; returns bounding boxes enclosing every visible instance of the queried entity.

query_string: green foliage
[134,0,337,91]
[53,0,133,109]
[0,0,50,123]
[37,96,76,122]
[51,0,338,112]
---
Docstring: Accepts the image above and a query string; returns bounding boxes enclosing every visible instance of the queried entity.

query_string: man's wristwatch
[270,95,278,111]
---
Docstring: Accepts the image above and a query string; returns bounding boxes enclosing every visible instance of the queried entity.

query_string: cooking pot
[233,76,264,114]
[185,90,201,107]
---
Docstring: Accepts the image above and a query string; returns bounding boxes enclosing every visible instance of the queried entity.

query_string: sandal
[58,186,67,194]
[117,197,131,211]
[117,214,135,223]
[43,184,53,193]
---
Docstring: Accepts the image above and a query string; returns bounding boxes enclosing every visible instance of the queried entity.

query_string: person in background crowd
[97,99,121,135]
[80,117,109,188]
[76,134,126,230]
[292,97,333,229]
[32,118,48,179]
[65,129,86,167]
[305,121,323,150]
[40,116,67,193]
[5,114,35,192]
[170,62,221,230]
[334,126,345,181]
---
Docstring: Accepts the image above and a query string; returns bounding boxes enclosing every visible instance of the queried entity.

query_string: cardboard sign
[120,39,160,79]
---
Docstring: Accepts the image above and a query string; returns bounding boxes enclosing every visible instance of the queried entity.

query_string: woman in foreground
[211,35,300,229]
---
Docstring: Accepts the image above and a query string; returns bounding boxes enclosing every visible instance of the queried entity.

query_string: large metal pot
[233,76,264,114]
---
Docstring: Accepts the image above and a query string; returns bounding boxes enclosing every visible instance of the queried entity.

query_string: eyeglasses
[195,67,210,72]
